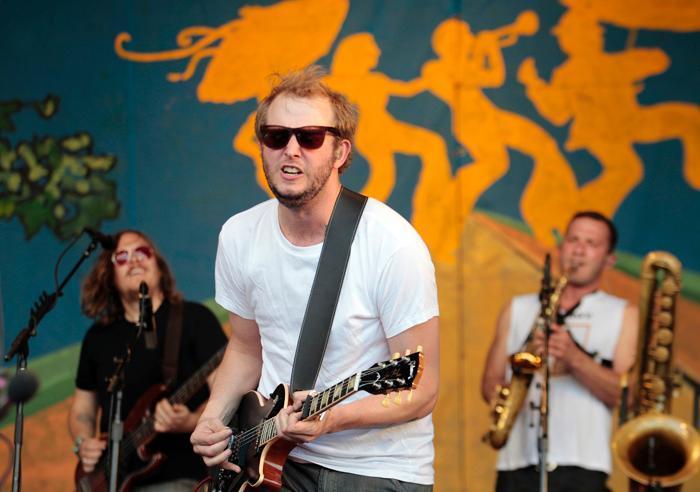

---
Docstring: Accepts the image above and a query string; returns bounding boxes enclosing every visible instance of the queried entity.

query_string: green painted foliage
[0,95,120,240]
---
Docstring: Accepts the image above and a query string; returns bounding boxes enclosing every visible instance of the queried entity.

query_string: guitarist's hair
[80,229,182,325]
[254,64,359,174]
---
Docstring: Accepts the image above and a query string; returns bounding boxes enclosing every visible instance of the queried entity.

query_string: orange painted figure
[518,7,700,216]
[420,13,579,261]
[562,0,700,32]
[115,0,349,194]
[325,33,453,235]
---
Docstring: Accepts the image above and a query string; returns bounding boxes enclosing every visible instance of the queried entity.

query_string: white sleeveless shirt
[497,290,626,473]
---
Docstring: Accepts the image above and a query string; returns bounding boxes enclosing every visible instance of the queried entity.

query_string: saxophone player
[481,211,638,492]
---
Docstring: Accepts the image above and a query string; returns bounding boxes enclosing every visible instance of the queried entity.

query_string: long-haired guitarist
[191,66,440,491]
[69,229,228,490]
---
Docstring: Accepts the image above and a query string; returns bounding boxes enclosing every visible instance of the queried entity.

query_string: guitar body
[74,384,168,492]
[205,384,293,492]
[205,351,424,492]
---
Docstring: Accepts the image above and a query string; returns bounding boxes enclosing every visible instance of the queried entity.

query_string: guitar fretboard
[123,346,226,456]
[253,371,361,448]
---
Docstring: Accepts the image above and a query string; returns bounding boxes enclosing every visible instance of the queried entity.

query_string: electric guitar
[75,346,226,492]
[199,349,424,492]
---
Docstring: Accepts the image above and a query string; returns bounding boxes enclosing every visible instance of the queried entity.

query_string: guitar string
[118,357,413,459]
[227,359,414,453]
[228,377,356,450]
[109,361,216,459]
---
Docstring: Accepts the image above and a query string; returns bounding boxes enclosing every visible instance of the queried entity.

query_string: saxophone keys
[656,311,673,327]
[656,328,673,346]
[653,346,670,363]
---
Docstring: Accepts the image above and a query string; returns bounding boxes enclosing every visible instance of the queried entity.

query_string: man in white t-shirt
[481,211,638,491]
[191,65,440,491]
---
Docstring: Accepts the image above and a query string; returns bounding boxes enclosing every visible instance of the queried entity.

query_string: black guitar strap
[290,187,368,392]
[162,300,183,388]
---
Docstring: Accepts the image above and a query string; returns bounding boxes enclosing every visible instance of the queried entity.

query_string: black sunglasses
[260,125,340,150]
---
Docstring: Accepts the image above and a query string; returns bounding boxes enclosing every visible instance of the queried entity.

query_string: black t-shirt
[76,300,227,485]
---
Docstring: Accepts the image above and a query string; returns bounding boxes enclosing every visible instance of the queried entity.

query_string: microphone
[139,282,157,350]
[0,370,40,420]
[84,227,117,250]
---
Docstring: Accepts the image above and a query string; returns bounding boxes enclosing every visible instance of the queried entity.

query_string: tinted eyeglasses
[111,245,154,266]
[260,125,339,150]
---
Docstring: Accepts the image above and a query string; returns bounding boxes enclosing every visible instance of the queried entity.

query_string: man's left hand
[274,390,332,444]
[154,399,197,433]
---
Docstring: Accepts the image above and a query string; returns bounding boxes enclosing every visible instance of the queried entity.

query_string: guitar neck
[129,346,226,446]
[169,346,226,405]
[257,371,361,447]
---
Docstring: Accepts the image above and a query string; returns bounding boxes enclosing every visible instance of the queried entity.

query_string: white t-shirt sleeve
[375,239,439,339]
[215,225,255,320]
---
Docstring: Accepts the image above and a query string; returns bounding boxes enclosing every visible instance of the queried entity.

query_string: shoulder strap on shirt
[162,300,184,387]
[290,187,368,392]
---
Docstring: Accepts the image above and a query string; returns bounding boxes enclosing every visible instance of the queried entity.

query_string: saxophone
[483,266,570,449]
[612,251,700,488]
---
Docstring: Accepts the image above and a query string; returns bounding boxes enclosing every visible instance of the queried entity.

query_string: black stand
[4,238,100,492]
[106,360,126,492]
[104,291,150,491]
[537,254,552,492]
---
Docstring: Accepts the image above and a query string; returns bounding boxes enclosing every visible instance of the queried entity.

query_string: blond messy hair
[255,65,359,173]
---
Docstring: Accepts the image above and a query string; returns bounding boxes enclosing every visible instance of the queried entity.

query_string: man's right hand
[77,437,107,473]
[190,417,239,471]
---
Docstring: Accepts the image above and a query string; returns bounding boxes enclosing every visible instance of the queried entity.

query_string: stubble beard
[263,156,335,209]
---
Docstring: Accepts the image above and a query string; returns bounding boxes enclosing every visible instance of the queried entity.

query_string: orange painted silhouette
[518,7,700,216]
[115,0,349,194]
[420,13,579,261]
[325,33,453,234]
[562,0,700,32]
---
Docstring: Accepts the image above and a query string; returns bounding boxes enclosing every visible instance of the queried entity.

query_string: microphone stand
[4,237,101,492]
[537,254,552,492]
[106,290,150,492]
[105,353,127,492]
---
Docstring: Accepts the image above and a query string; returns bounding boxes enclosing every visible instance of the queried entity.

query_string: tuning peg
[392,352,400,360]
[382,395,390,407]
[417,345,423,353]
[394,392,402,405]
[408,389,414,402]
[405,349,411,356]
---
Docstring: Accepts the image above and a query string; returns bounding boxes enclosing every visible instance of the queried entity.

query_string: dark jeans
[496,465,610,492]
[281,460,433,492]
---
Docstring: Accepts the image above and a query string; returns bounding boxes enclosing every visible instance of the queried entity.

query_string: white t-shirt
[497,291,626,474]
[215,197,439,484]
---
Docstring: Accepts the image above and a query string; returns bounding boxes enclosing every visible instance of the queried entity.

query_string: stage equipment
[4,229,112,492]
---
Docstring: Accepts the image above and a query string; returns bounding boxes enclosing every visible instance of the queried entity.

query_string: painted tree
[0,95,120,239]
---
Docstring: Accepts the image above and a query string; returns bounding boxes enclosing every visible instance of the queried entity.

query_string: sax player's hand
[548,324,580,368]
[531,329,545,357]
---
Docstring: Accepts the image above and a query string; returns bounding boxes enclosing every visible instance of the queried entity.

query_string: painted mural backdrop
[1,0,699,489]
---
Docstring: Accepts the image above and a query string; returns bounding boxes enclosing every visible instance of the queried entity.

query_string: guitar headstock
[359,347,424,396]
